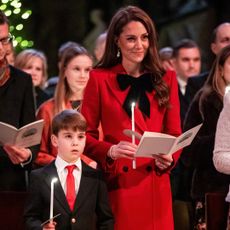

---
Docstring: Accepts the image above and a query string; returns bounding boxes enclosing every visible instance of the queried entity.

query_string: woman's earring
[117,48,120,58]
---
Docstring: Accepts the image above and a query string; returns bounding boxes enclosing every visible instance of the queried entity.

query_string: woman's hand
[108,141,137,160]
[153,154,173,170]
[3,145,31,164]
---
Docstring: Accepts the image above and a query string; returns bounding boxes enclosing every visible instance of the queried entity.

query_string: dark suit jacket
[35,86,51,109]
[186,71,209,103]
[24,160,114,230]
[178,72,209,127]
[0,66,36,191]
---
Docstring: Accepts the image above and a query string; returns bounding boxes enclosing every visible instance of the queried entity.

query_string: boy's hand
[43,221,56,230]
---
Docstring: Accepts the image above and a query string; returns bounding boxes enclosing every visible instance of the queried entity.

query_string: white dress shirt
[55,155,82,195]
[177,77,187,95]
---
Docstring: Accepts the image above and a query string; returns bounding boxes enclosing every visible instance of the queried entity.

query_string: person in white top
[213,89,230,174]
[213,87,230,230]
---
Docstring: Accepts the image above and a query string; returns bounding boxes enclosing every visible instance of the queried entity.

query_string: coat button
[146,165,152,172]
[123,166,129,172]
[71,218,76,223]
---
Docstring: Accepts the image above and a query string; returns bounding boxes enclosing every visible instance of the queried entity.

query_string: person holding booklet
[81,6,182,230]
[0,10,37,191]
[182,45,230,229]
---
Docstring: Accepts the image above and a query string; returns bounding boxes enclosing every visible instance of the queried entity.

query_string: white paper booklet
[124,123,202,157]
[0,119,44,148]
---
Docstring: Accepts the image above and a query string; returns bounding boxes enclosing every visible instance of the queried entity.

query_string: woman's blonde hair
[15,48,48,88]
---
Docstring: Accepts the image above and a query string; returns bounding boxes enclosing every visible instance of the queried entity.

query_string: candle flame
[51,178,58,184]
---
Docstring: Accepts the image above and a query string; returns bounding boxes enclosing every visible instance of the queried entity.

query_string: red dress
[81,64,182,230]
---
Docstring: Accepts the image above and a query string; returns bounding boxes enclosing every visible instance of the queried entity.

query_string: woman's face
[22,56,43,87]
[117,20,149,67]
[222,56,230,84]
[65,54,93,93]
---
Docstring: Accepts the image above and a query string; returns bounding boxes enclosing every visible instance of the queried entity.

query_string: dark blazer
[0,66,36,191]
[170,86,191,199]
[171,73,209,199]
[24,160,114,230]
[178,71,209,126]
[35,86,51,109]
[186,71,209,102]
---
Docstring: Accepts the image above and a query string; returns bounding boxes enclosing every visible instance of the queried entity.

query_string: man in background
[172,39,201,125]
[187,22,230,100]
[171,39,201,230]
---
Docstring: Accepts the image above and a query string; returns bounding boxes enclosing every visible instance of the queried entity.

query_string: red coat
[81,64,181,230]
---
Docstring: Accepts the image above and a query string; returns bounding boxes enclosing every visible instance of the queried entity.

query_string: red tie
[65,165,76,211]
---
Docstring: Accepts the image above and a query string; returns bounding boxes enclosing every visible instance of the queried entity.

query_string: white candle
[50,177,58,223]
[131,102,136,169]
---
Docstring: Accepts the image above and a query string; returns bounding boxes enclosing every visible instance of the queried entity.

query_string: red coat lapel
[105,64,149,133]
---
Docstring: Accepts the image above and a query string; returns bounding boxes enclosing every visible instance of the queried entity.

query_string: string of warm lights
[0,0,34,51]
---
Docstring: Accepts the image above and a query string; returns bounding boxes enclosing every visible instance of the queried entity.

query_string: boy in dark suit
[24,110,114,230]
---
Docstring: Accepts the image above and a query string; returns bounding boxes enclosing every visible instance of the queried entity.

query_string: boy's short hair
[52,110,87,135]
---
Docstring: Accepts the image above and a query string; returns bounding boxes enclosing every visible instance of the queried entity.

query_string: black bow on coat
[117,73,154,117]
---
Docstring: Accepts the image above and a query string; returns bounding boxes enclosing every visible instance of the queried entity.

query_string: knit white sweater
[213,90,230,174]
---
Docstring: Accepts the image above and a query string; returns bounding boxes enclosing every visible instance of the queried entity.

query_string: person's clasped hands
[153,154,173,170]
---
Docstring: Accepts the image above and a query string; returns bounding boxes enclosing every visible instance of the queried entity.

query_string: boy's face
[51,128,86,163]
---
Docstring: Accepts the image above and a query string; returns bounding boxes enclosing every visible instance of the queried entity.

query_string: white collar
[55,155,82,172]
[177,76,187,88]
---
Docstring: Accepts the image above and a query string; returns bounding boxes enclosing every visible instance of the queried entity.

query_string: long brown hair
[199,44,230,115]
[54,45,93,115]
[97,5,169,107]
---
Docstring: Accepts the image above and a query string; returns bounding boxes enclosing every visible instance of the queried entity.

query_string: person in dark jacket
[182,45,230,229]
[172,39,201,125]
[0,10,37,192]
[24,110,114,230]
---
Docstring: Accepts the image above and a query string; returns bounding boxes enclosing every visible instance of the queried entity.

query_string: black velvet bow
[117,73,154,117]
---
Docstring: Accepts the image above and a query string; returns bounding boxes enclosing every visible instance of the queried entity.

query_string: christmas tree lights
[0,0,34,51]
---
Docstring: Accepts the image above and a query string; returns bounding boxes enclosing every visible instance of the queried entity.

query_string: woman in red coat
[81,6,181,230]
